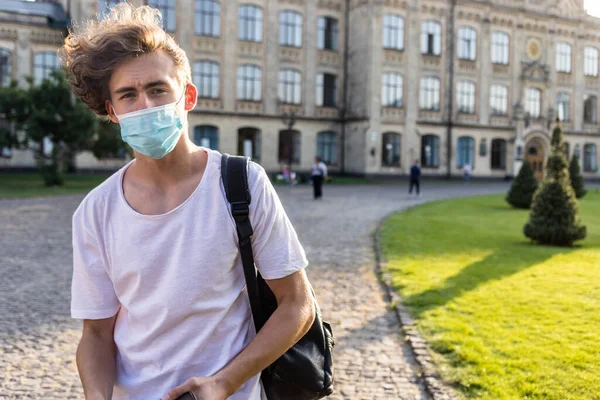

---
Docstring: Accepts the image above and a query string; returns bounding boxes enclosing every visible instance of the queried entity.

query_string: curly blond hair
[59,3,191,116]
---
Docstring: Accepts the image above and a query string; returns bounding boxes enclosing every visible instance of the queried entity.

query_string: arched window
[421,135,439,168]
[458,27,477,60]
[278,130,301,164]
[420,76,440,110]
[457,136,474,168]
[584,95,597,124]
[239,4,263,42]
[381,72,403,107]
[0,48,11,87]
[421,20,441,55]
[238,127,261,162]
[195,0,220,37]
[317,17,338,51]
[491,139,506,170]
[490,84,508,116]
[237,65,262,101]
[317,131,337,165]
[585,46,599,77]
[148,0,176,31]
[382,132,401,167]
[194,125,219,150]
[457,81,475,114]
[279,11,302,47]
[33,52,60,85]
[584,143,597,172]
[383,14,404,50]
[278,69,302,104]
[193,61,219,98]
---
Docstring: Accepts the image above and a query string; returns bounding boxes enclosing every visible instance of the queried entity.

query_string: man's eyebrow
[113,80,170,95]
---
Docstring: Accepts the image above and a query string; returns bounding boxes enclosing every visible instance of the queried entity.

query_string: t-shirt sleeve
[71,206,120,320]
[248,165,308,280]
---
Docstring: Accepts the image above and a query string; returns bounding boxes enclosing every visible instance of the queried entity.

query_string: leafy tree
[569,154,587,199]
[91,119,131,160]
[506,159,538,209]
[524,123,586,246]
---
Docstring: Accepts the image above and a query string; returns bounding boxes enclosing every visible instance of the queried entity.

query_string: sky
[585,0,600,17]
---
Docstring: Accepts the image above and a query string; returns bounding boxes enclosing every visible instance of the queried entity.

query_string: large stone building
[1,0,600,179]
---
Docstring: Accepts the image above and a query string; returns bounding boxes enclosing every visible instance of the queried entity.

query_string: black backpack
[221,154,335,400]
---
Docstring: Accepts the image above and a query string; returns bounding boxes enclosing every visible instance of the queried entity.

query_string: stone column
[404,1,420,171]
[15,30,31,88]
[573,31,585,132]
[264,0,279,115]
[304,0,317,116]
[479,17,491,124]
[222,1,237,112]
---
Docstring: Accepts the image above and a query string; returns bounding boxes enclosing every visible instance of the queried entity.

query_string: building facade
[1,0,600,178]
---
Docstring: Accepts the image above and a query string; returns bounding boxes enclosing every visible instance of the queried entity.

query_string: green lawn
[381,191,600,400]
[0,173,110,199]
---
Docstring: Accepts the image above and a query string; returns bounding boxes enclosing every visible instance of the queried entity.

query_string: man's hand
[161,376,231,400]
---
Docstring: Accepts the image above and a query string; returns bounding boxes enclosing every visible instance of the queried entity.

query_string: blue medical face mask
[113,89,186,159]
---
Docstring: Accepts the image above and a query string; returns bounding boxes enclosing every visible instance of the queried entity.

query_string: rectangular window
[381,72,403,107]
[556,42,572,73]
[0,49,11,87]
[420,77,440,111]
[278,69,302,104]
[421,135,439,168]
[457,137,474,168]
[490,84,508,116]
[316,73,336,107]
[317,131,337,165]
[525,88,541,119]
[318,17,338,51]
[584,144,597,172]
[585,47,599,77]
[491,139,506,170]
[457,81,475,114]
[491,31,509,65]
[557,92,570,121]
[382,133,401,167]
[584,95,597,124]
[33,52,60,85]
[383,14,404,50]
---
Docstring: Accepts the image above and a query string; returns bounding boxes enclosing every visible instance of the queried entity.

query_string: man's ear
[184,83,198,111]
[105,100,119,124]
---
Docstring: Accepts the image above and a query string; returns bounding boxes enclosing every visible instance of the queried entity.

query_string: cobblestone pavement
[0,181,515,399]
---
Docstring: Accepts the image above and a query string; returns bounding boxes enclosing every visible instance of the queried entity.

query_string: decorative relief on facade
[380,107,405,123]
[349,0,368,10]
[524,22,548,33]
[585,76,600,89]
[383,0,409,9]
[557,72,573,86]
[316,107,339,119]
[491,16,514,28]
[281,0,305,5]
[196,98,223,111]
[459,59,477,71]
[556,28,576,38]
[193,37,220,55]
[457,11,482,22]
[418,110,442,122]
[0,27,18,40]
[526,38,542,60]
[279,104,304,116]
[490,116,511,127]
[493,64,510,75]
[318,51,341,68]
[279,47,302,63]
[383,49,404,65]
[318,0,343,12]
[422,54,441,68]
[239,41,264,61]
[521,61,551,83]
[236,101,263,114]
[583,123,598,133]
[456,114,478,124]
[420,5,446,17]
[30,30,64,45]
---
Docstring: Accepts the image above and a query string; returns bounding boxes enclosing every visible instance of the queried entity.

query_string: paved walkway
[0,181,511,399]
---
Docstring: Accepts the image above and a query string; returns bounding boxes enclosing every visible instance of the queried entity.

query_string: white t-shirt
[71,149,308,399]
[311,162,327,177]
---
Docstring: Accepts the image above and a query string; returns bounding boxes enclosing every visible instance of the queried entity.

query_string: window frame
[0,48,11,87]
[237,64,262,101]
[490,84,508,116]
[584,143,597,172]
[279,10,303,48]
[239,4,263,42]
[525,88,542,119]
[33,52,60,86]
[382,132,401,167]
[147,0,176,32]
[194,125,219,150]
[556,42,572,73]
[458,27,477,61]
[584,46,599,77]
[316,73,337,107]
[316,131,338,165]
[491,31,509,65]
[195,0,220,37]
[584,94,598,124]
[457,80,476,114]
[381,72,403,108]
[317,16,339,51]
[193,60,220,99]
[457,136,475,168]
[557,92,571,122]
[421,20,442,56]
[419,76,441,111]
[278,69,302,105]
[421,134,439,168]
[383,14,404,51]
[491,138,507,170]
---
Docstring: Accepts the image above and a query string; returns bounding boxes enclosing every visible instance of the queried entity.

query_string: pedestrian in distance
[463,163,472,184]
[61,4,317,400]
[311,156,328,200]
[409,160,421,196]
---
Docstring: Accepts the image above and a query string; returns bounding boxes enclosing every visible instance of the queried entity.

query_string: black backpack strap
[221,154,266,332]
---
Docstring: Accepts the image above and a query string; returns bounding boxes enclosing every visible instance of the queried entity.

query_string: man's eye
[120,93,134,100]
[153,89,167,95]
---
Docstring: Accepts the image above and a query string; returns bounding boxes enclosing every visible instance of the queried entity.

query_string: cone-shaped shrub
[569,154,587,199]
[506,159,538,209]
[524,124,586,246]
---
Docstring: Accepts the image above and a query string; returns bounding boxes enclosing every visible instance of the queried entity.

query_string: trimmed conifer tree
[506,159,538,209]
[569,154,587,199]
[524,124,586,246]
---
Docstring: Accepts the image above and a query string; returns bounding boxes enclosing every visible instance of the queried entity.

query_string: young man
[62,4,315,400]
[409,160,421,196]
[311,157,328,200]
